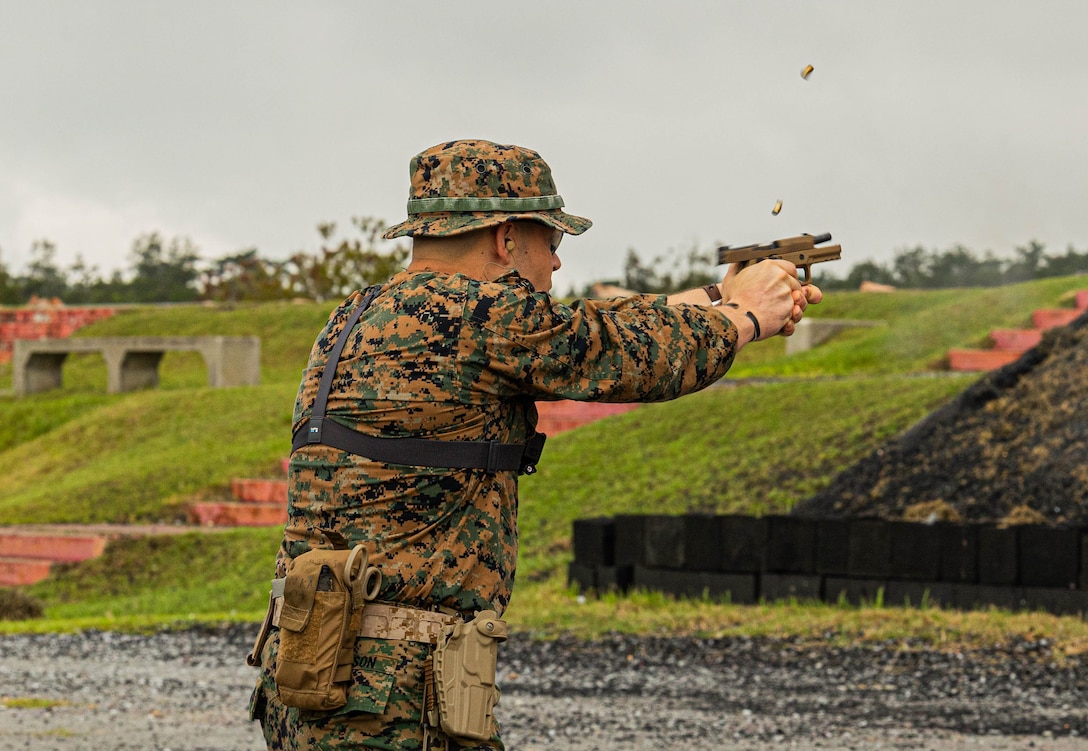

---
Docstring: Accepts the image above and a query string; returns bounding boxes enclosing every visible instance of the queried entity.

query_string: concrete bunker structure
[12,336,261,397]
[785,318,883,355]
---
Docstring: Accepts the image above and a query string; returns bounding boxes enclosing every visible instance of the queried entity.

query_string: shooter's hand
[718,261,743,302]
[721,260,803,343]
[779,283,823,337]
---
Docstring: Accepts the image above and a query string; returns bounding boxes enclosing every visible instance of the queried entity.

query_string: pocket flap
[280,558,324,632]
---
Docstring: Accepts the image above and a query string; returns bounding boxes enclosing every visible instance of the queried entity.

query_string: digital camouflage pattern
[278,268,738,611]
[252,267,739,749]
[251,630,499,750]
[381,140,592,239]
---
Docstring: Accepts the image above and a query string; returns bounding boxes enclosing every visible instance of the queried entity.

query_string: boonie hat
[382,139,592,239]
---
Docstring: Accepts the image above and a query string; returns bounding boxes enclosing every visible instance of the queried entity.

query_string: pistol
[716,232,842,285]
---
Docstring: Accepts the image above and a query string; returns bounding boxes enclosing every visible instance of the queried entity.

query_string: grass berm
[2,276,1088,650]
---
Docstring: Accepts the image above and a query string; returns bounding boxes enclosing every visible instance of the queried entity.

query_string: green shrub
[0,587,44,620]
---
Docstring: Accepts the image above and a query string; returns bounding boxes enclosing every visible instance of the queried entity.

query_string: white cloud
[2,182,237,276]
[1,1,1086,290]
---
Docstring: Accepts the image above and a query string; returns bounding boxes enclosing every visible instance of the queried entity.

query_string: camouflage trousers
[249,629,503,751]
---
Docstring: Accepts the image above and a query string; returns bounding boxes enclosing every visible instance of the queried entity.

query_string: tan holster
[424,610,508,743]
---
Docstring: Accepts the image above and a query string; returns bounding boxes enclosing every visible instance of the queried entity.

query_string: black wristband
[745,311,762,340]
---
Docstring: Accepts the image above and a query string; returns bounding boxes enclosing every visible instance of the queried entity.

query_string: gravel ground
[1,625,1086,750]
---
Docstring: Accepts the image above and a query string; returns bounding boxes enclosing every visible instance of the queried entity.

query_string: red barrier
[988,328,1042,352]
[189,502,287,527]
[0,304,116,363]
[948,348,1022,372]
[0,532,107,562]
[535,401,640,435]
[1032,308,1083,330]
[231,478,288,504]
[0,557,54,586]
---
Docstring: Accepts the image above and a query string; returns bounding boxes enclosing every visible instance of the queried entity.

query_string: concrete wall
[12,336,261,396]
[785,318,882,355]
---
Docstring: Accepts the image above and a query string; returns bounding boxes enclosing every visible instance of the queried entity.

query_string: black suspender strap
[291,286,546,475]
[304,282,380,441]
[304,285,381,443]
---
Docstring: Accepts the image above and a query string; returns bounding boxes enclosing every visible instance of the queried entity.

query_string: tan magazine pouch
[274,544,381,711]
[429,610,508,742]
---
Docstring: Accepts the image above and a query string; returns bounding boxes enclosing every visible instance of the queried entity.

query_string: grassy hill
[0,302,321,524]
[4,277,1088,646]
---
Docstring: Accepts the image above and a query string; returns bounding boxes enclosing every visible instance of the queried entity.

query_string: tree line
[593,240,1088,296]
[1,220,1085,306]
[0,217,407,306]
[824,241,1088,290]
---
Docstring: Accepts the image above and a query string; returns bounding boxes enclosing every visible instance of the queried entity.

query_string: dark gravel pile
[2,626,1086,750]
[793,308,1088,524]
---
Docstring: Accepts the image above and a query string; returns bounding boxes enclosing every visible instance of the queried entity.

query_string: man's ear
[494,222,517,264]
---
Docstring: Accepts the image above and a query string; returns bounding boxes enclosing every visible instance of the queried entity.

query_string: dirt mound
[793,308,1088,525]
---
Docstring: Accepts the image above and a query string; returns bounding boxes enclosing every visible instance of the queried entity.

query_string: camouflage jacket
[277,269,739,615]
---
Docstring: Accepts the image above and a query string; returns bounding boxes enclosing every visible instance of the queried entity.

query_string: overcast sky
[2,1,1086,291]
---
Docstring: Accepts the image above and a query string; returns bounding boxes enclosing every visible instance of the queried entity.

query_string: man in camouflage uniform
[250,139,820,749]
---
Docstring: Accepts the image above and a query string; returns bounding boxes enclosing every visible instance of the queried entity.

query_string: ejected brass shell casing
[801,64,814,80]
[772,199,783,216]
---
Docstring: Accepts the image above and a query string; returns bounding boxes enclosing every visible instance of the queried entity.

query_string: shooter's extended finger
[792,289,808,315]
